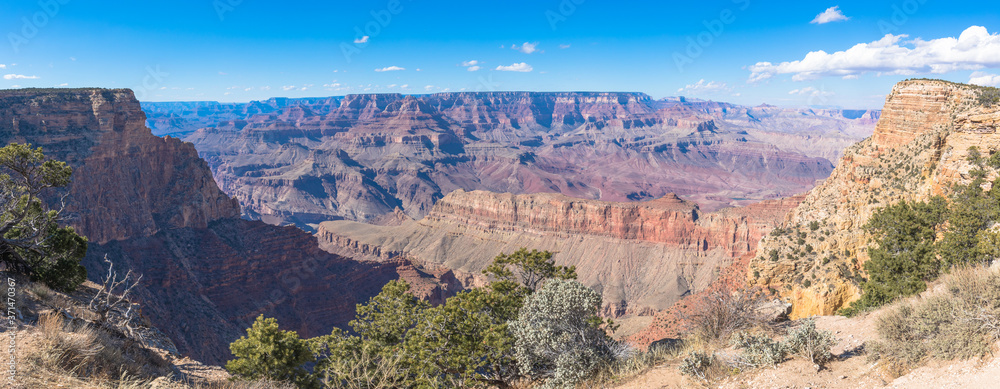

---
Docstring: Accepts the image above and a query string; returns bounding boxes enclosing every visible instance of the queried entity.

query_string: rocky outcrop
[318,190,801,317]
[1,88,451,365]
[156,93,875,230]
[747,80,1000,318]
[0,89,240,244]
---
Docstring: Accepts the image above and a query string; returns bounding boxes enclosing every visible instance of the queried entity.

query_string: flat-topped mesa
[424,189,699,243]
[318,190,802,317]
[748,79,1000,318]
[0,88,240,243]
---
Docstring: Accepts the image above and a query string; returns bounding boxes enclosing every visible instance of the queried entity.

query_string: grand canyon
[3,3,1000,388]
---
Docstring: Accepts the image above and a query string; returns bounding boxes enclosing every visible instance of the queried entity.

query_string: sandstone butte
[172,92,876,230]
[0,88,456,365]
[318,189,802,321]
[747,79,1000,318]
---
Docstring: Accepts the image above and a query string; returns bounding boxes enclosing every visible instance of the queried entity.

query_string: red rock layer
[318,191,803,317]
[0,89,240,244]
[1,88,453,365]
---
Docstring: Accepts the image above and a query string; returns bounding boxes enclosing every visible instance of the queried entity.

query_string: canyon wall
[318,190,801,317]
[155,92,875,230]
[0,89,449,365]
[747,80,1000,318]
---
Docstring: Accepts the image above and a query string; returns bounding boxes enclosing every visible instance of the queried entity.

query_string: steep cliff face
[748,80,1000,318]
[1,88,451,365]
[0,89,240,244]
[160,92,873,230]
[318,190,800,317]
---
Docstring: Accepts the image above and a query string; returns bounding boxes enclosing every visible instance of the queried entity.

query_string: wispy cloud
[425,85,435,91]
[512,42,538,54]
[748,26,1000,82]
[559,44,571,49]
[375,66,405,72]
[789,86,834,97]
[3,74,38,80]
[677,79,731,94]
[354,36,369,44]
[811,6,849,24]
[0,64,6,69]
[282,85,296,91]
[495,62,533,72]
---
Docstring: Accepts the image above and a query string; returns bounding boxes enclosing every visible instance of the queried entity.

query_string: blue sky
[1,0,998,109]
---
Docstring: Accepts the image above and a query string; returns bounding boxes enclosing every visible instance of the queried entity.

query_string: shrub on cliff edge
[0,143,88,292]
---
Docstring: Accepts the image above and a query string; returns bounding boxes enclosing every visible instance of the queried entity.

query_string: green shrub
[731,332,786,368]
[784,319,835,367]
[678,351,713,380]
[226,315,317,389]
[511,278,620,388]
[0,143,88,292]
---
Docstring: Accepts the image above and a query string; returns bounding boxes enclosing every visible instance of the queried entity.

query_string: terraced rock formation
[318,189,801,318]
[155,93,876,230]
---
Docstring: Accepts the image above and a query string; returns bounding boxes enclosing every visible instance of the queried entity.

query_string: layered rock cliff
[0,88,240,243]
[318,190,801,317]
[747,80,1000,318]
[158,92,875,230]
[0,88,450,365]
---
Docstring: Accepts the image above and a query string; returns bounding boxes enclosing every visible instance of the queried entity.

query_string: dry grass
[579,342,684,387]
[867,264,1000,377]
[680,286,773,347]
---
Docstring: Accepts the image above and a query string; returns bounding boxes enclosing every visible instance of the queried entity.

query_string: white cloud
[387,84,397,88]
[323,82,341,88]
[261,86,271,91]
[512,42,538,54]
[415,68,422,72]
[970,71,1000,87]
[788,86,835,97]
[425,85,435,91]
[461,60,481,71]
[3,74,38,80]
[748,26,1000,82]
[811,6,849,24]
[495,62,533,72]
[375,66,405,72]
[677,79,731,94]
[354,36,369,44]
[57,83,68,87]
[218,71,228,75]
[842,74,859,80]
[0,64,6,69]
[282,85,296,91]
[300,87,308,91]
[400,84,409,89]
[559,44,571,49]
